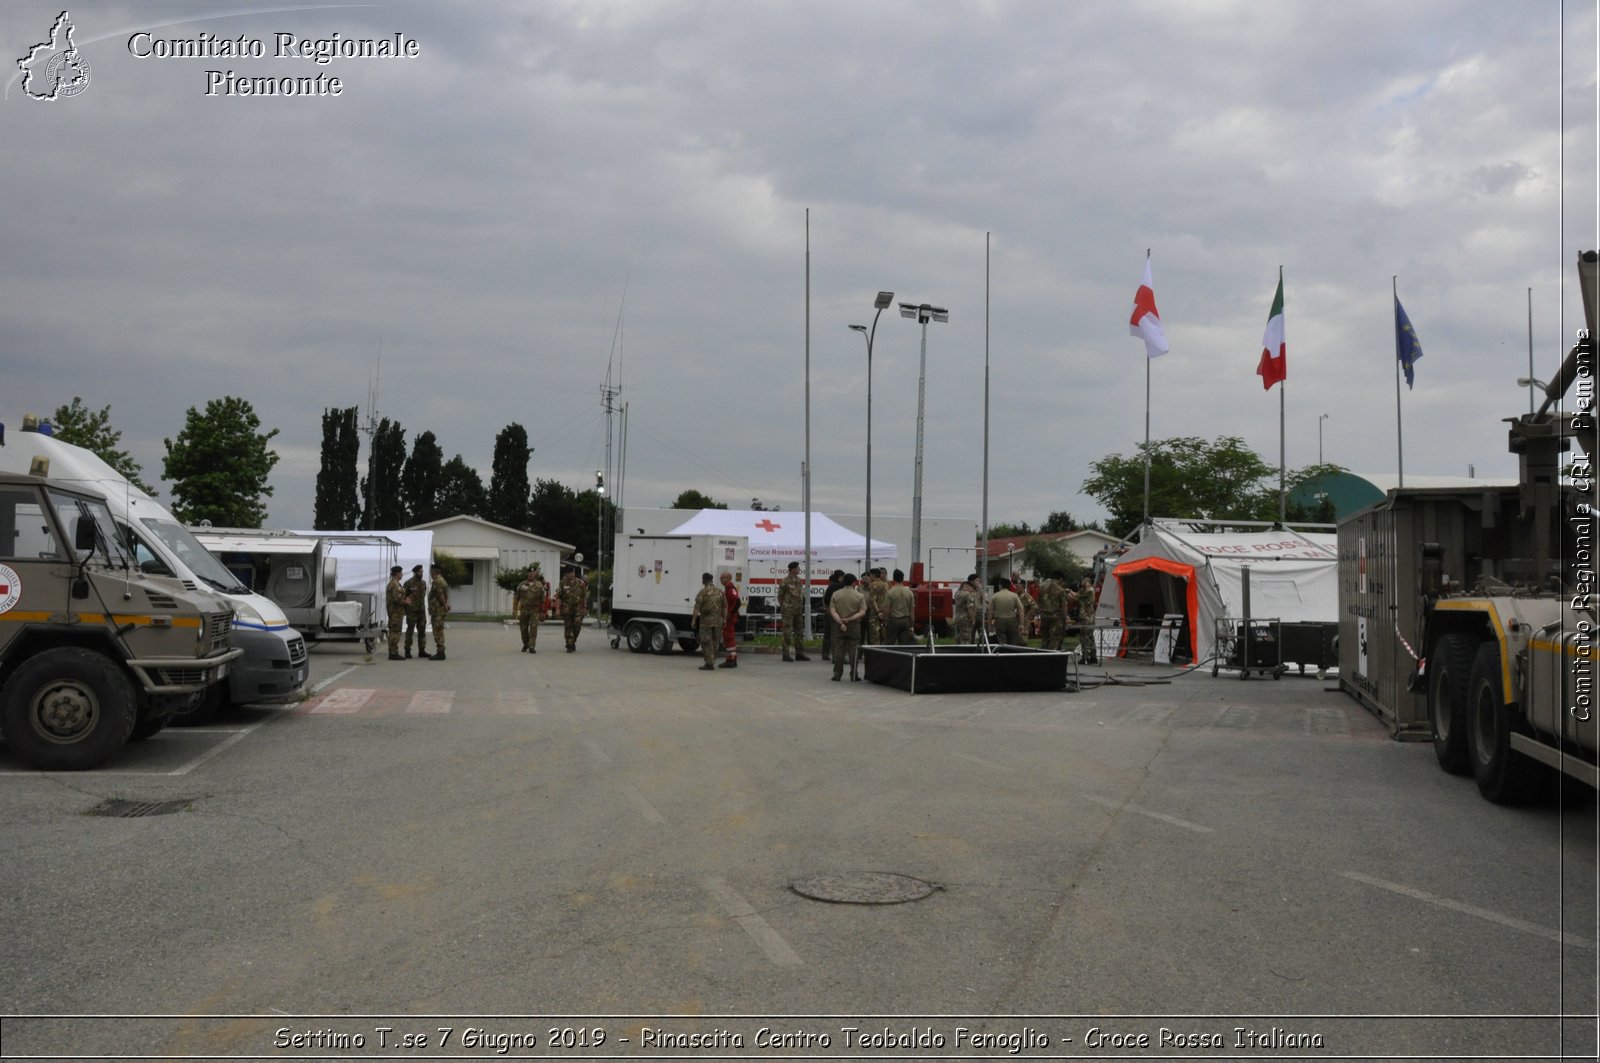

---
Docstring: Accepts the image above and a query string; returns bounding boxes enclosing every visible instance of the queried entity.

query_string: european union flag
[1395,295,1423,389]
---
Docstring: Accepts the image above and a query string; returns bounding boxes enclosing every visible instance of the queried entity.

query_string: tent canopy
[666,509,895,563]
[1093,525,1337,661]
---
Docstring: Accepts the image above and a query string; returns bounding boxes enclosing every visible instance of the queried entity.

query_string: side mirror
[74,520,98,552]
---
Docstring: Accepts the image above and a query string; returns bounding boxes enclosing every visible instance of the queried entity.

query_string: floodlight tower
[898,300,948,574]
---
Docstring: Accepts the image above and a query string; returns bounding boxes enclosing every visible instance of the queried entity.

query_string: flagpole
[803,208,812,637]
[981,231,991,591]
[1278,266,1286,524]
[1142,248,1152,527]
[1394,275,1404,489]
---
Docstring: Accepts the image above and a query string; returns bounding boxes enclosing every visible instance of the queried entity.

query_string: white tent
[1093,524,1337,662]
[666,509,895,597]
[666,509,895,563]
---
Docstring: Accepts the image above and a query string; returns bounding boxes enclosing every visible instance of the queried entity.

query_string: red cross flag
[1129,253,1169,359]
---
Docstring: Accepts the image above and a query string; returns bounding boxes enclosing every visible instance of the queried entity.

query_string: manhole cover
[788,871,941,905]
[84,798,191,818]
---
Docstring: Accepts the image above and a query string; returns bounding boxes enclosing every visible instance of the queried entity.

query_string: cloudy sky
[4,0,1596,536]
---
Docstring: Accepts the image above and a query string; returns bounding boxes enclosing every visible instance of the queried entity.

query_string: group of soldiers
[959,574,1099,652]
[383,563,451,661]
[511,564,591,653]
[384,561,594,661]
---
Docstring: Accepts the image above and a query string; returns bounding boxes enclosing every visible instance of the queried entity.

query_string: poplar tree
[314,406,362,530]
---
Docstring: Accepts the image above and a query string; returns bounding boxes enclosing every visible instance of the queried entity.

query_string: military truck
[0,470,240,770]
[1343,250,1597,803]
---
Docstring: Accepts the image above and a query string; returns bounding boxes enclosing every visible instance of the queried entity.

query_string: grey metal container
[1338,485,1534,737]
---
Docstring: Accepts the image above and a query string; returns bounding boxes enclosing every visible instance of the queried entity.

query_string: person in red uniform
[718,571,741,668]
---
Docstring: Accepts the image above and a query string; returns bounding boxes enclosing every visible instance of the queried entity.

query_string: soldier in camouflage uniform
[953,575,980,644]
[1017,580,1037,646]
[385,565,409,660]
[867,568,889,645]
[402,564,428,658]
[689,572,725,670]
[558,570,588,652]
[512,564,547,653]
[777,560,810,661]
[1037,578,1064,651]
[1076,577,1099,662]
[426,563,451,660]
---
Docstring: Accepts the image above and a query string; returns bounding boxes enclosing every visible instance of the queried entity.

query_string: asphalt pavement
[2,621,1595,1060]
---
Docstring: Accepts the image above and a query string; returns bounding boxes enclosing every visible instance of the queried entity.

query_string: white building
[408,515,572,615]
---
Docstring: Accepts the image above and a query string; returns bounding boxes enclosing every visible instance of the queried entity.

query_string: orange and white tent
[1092,523,1337,662]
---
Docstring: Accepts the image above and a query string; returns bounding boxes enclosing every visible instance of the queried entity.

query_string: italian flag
[1256,273,1285,390]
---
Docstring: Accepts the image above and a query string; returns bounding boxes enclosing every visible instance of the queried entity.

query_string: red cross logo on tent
[754,519,781,533]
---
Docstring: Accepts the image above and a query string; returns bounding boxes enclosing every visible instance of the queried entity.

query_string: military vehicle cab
[0,470,240,770]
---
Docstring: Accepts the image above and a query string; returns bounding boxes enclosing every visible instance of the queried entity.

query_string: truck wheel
[1467,641,1541,804]
[0,648,137,771]
[129,701,177,741]
[171,682,226,727]
[1428,634,1476,775]
[648,626,671,654]
[679,637,698,654]
[625,623,647,653]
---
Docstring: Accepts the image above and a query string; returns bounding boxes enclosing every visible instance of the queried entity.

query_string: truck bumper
[228,625,310,705]
[125,648,243,695]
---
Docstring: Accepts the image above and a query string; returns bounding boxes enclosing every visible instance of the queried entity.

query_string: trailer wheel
[1467,641,1541,804]
[1428,634,1475,775]
[625,623,647,653]
[648,626,671,654]
[1,648,137,771]
[679,636,698,654]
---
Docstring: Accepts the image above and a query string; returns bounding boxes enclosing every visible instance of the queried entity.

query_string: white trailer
[189,529,400,651]
[608,533,748,655]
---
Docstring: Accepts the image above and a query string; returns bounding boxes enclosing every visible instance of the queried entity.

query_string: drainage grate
[84,798,192,818]
[788,871,941,905]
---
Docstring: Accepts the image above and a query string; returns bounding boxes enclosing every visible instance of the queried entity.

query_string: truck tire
[171,683,226,727]
[1428,634,1476,775]
[679,636,698,654]
[129,700,177,741]
[1,648,137,771]
[625,623,647,653]
[1467,640,1542,804]
[648,626,671,654]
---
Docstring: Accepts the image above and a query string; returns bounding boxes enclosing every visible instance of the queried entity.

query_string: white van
[0,425,308,720]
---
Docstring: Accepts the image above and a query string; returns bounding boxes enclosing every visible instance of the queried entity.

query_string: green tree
[50,397,156,495]
[358,417,408,529]
[400,430,444,526]
[1083,436,1285,539]
[1021,538,1089,584]
[986,521,1034,538]
[529,477,582,546]
[671,489,725,510]
[431,549,469,587]
[437,455,486,518]
[314,406,362,530]
[488,423,533,531]
[1040,511,1079,533]
[162,396,280,526]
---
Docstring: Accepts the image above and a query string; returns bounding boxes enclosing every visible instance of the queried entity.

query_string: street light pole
[595,470,605,627]
[1318,413,1328,464]
[899,300,948,575]
[849,293,895,576]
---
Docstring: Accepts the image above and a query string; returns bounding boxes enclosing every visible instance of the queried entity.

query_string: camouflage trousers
[781,606,804,654]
